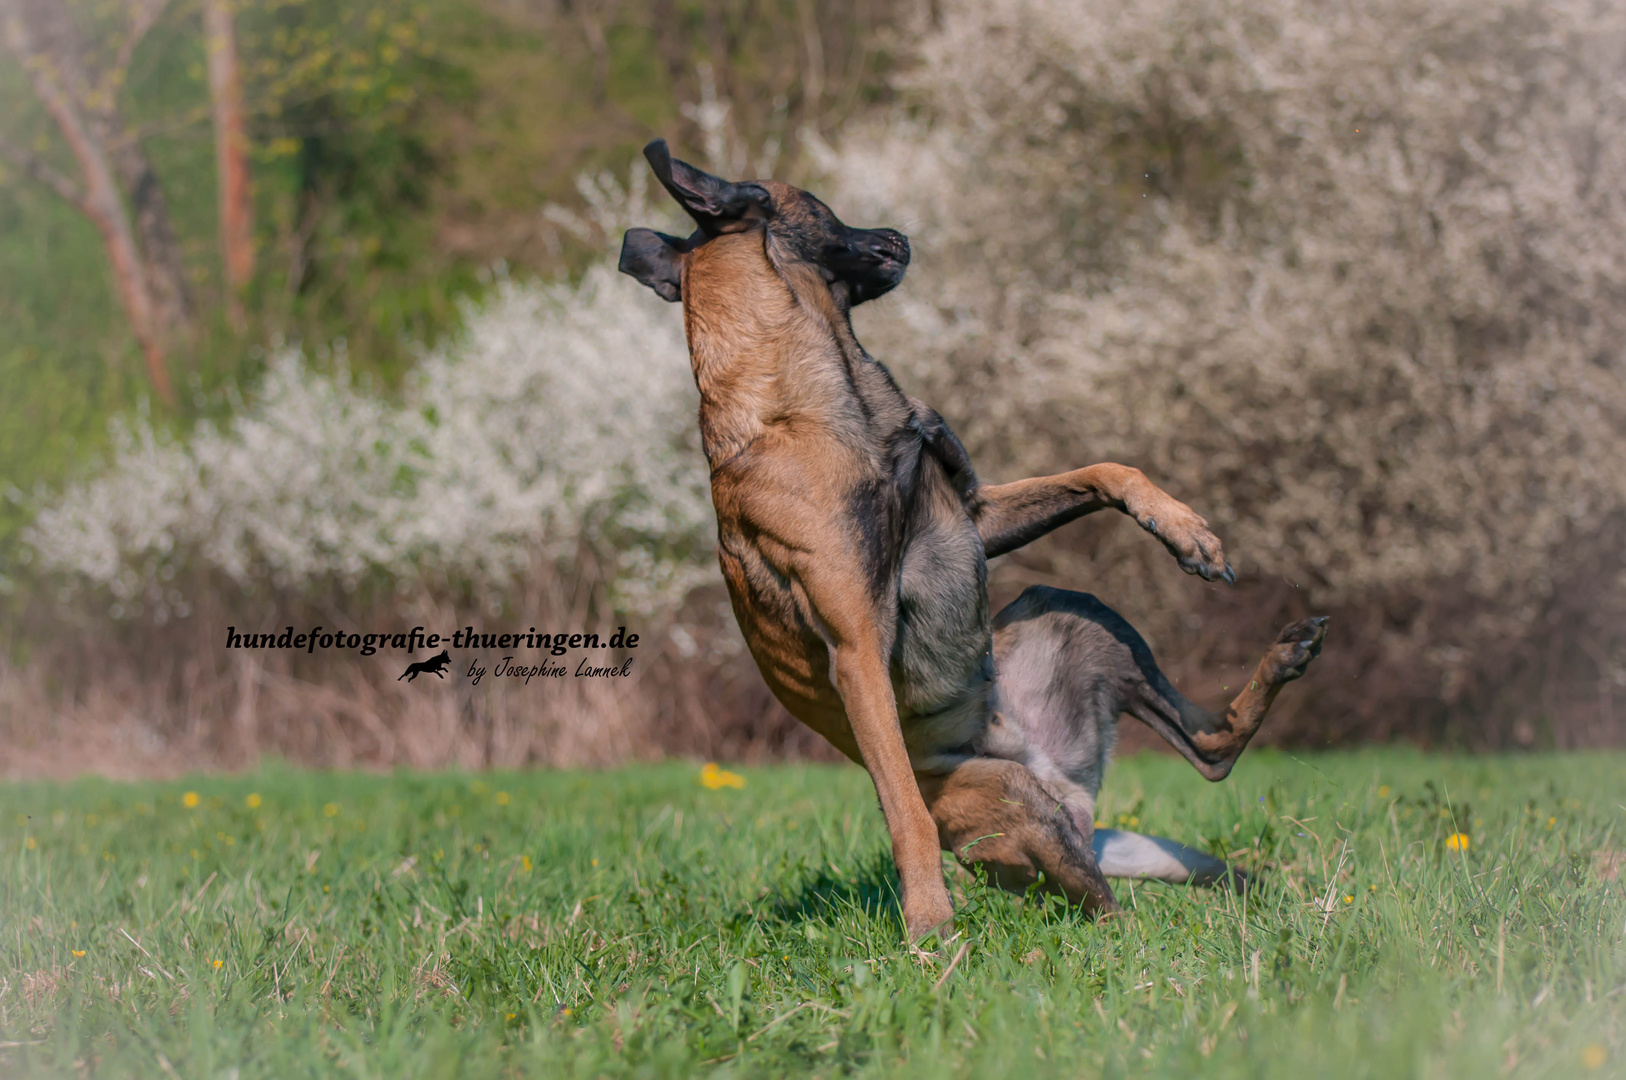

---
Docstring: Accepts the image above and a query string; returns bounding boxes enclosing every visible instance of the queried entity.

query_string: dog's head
[618,139,909,310]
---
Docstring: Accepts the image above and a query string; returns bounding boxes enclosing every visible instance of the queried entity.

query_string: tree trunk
[1,6,176,405]
[108,137,192,335]
[204,0,253,311]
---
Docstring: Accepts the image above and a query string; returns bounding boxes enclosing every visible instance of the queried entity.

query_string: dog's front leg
[800,567,955,943]
[971,464,1234,581]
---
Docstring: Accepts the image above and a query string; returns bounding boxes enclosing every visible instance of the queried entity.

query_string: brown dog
[620,140,1326,940]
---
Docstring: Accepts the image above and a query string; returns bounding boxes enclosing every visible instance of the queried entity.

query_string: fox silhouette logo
[398,650,452,682]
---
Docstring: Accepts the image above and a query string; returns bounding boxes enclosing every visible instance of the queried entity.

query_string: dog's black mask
[619,139,909,307]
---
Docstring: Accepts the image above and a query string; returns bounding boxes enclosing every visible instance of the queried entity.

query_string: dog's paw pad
[1268,616,1329,682]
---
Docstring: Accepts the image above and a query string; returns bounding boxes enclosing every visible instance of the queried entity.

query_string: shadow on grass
[758,850,905,934]
[747,842,1264,943]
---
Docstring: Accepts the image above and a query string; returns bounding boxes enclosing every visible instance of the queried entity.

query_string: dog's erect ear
[644,138,770,235]
[618,227,687,302]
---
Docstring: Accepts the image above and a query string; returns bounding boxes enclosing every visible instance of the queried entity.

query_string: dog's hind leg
[918,757,1118,914]
[994,586,1326,784]
[990,585,1321,888]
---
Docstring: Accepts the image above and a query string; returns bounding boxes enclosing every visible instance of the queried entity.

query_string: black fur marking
[618,228,688,302]
[643,139,771,235]
[847,478,896,600]
[913,407,979,501]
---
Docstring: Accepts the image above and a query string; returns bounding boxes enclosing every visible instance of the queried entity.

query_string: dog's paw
[903,888,957,945]
[1137,497,1233,584]
[1264,616,1329,684]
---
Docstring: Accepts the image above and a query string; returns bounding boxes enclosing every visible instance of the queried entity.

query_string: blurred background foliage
[0,0,900,541]
[2,0,1622,774]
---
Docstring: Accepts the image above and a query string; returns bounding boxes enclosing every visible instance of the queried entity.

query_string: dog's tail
[1091,829,1241,888]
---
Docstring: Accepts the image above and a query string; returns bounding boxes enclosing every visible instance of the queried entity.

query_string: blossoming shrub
[821,0,1626,743]
[25,264,714,618]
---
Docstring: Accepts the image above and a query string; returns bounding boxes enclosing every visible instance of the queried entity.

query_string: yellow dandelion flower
[506,1012,516,1021]
[213,959,223,970]
[323,803,339,817]
[591,858,598,867]
[1377,785,1391,798]
[24,836,36,850]
[183,791,200,809]
[521,855,532,872]
[496,791,510,805]
[72,949,86,958]
[1547,817,1557,829]
[1581,1044,1607,1070]
[699,762,746,789]
[1343,895,1353,904]
[246,793,262,809]
[1446,832,1470,852]
[562,1007,572,1016]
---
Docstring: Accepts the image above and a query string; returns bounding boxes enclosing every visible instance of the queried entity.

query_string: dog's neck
[680,231,899,470]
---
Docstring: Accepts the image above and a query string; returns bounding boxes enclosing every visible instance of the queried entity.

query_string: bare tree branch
[0,134,89,212]
[107,0,170,102]
[7,0,97,112]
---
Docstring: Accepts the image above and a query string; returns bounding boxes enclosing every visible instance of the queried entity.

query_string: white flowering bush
[26,262,714,617]
[821,0,1626,713]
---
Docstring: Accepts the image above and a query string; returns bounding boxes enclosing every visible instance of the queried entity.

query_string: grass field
[2,751,1623,1078]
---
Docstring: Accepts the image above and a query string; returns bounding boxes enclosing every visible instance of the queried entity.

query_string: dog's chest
[709,434,992,747]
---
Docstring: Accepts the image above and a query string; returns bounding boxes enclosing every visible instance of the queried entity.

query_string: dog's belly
[892,510,991,716]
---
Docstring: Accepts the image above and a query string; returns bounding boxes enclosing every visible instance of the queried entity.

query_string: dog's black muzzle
[828,226,911,305]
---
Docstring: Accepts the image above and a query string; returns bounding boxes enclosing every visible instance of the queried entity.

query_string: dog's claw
[1222,562,1236,586]
[1145,517,1158,535]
